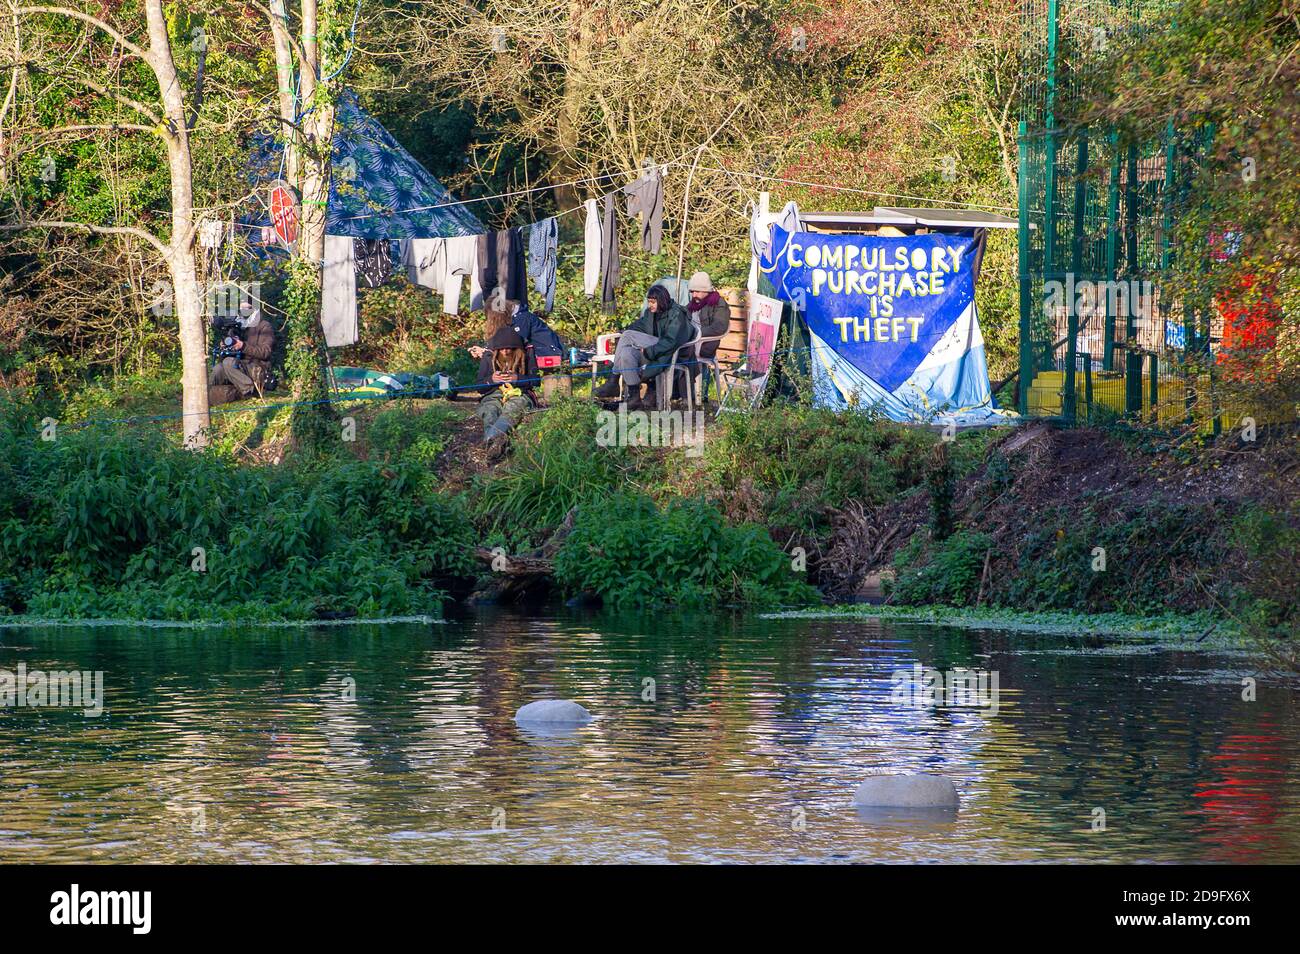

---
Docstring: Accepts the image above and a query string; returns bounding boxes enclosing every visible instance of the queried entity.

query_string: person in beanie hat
[474,325,538,458]
[686,271,730,384]
[592,283,691,409]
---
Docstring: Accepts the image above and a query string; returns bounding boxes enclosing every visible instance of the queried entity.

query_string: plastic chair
[591,331,627,399]
[657,328,703,413]
[692,334,729,406]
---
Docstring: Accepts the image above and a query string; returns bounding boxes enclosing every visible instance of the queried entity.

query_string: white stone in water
[853,774,959,809]
[514,699,593,725]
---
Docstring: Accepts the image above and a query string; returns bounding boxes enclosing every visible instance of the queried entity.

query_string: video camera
[211,314,243,360]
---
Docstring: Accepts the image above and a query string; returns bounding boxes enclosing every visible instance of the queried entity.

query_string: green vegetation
[555,494,820,610]
[475,398,634,548]
[0,400,477,621]
[766,604,1233,642]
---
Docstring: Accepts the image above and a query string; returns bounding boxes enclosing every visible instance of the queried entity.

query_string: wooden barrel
[717,287,748,365]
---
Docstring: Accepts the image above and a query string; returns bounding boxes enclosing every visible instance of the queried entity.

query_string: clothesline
[335,168,639,223]
[332,160,1017,229]
[662,161,1019,214]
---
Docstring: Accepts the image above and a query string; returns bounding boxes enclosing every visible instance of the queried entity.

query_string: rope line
[54,340,817,431]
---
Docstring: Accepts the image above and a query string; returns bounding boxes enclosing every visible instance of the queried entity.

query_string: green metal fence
[1017,0,1226,429]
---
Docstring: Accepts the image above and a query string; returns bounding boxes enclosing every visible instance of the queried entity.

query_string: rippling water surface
[1,611,1296,863]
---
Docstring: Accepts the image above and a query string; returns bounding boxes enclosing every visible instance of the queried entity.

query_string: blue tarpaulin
[760,226,1012,425]
[246,92,483,240]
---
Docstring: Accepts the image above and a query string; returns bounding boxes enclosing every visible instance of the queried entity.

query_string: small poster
[745,292,783,400]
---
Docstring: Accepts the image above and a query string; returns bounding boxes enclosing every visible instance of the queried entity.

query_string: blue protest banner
[760,226,1011,424]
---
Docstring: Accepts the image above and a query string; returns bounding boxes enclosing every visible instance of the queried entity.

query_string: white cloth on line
[749,200,802,292]
[403,237,445,291]
[583,198,601,297]
[442,235,480,314]
[321,234,357,348]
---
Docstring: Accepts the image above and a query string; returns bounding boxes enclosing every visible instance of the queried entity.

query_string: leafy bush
[366,403,458,472]
[554,493,820,609]
[890,531,993,606]
[702,404,938,541]
[0,401,477,621]
[1232,505,1300,643]
[475,397,632,543]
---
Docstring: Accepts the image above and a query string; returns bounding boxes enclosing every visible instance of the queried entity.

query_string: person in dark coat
[208,302,275,405]
[474,326,537,450]
[686,271,729,357]
[592,284,691,409]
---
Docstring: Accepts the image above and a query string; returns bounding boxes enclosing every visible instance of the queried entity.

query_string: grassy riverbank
[1,384,1295,657]
[765,605,1235,643]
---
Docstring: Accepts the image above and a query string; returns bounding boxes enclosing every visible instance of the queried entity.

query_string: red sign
[269,181,299,249]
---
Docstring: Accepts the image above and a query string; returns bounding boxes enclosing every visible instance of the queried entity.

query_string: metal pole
[1042,0,1060,361]
[1017,120,1033,416]
[1125,142,1139,409]
[1064,129,1087,423]
[1103,130,1121,371]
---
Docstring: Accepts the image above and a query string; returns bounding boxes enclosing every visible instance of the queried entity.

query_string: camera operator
[208,299,275,405]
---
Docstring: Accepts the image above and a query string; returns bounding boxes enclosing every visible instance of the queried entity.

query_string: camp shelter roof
[800,207,1021,233]
[246,91,484,240]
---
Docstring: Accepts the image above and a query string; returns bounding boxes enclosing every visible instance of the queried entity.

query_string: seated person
[686,271,729,353]
[474,326,537,452]
[685,271,729,399]
[469,289,564,373]
[592,284,691,409]
[208,301,275,406]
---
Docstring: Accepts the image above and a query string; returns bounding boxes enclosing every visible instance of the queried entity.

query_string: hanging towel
[600,193,620,315]
[403,238,444,291]
[506,226,529,309]
[354,239,391,288]
[442,235,480,314]
[583,198,601,297]
[750,200,802,292]
[527,216,558,313]
[475,231,496,305]
[322,234,358,348]
[623,169,664,253]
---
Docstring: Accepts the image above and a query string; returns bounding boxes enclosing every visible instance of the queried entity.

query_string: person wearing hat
[474,324,538,456]
[592,283,691,409]
[686,271,729,359]
[207,300,275,405]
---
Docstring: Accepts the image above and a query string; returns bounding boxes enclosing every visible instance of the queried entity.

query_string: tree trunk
[269,0,298,184]
[145,0,208,446]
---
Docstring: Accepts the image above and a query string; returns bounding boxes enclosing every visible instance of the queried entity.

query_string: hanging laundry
[442,235,481,315]
[353,239,392,288]
[600,193,620,315]
[749,200,801,292]
[623,168,664,253]
[402,237,445,291]
[322,234,358,348]
[527,216,558,313]
[506,226,529,309]
[583,198,601,298]
[477,228,529,310]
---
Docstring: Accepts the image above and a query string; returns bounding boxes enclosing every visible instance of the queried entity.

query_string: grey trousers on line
[611,329,661,386]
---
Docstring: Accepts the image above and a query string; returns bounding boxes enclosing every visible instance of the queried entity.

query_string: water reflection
[0,610,1296,863]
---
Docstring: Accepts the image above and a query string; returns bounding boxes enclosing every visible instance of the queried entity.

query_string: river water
[0,610,1296,863]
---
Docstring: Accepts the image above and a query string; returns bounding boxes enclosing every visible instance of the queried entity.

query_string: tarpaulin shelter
[758,207,1019,426]
[245,91,484,239]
